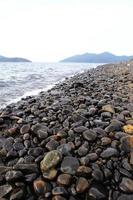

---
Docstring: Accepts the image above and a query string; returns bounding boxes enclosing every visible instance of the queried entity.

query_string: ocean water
[0,62,99,108]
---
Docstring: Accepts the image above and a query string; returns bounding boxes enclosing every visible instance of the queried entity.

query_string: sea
[0,62,99,109]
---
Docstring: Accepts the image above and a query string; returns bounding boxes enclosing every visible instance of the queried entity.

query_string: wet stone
[5,170,23,182]
[33,179,52,195]
[43,168,57,180]
[61,156,79,175]
[76,177,89,193]
[52,195,67,200]
[88,184,108,200]
[40,150,62,172]
[76,166,92,177]
[52,187,68,196]
[57,174,71,186]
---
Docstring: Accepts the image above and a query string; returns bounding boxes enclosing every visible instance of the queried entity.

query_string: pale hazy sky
[0,0,133,62]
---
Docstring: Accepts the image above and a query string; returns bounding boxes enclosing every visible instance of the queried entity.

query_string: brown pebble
[57,174,71,186]
[76,177,89,193]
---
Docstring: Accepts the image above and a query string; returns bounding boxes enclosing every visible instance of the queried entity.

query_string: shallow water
[0,62,99,108]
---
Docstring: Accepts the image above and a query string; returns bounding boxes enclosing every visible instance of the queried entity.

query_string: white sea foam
[0,62,99,109]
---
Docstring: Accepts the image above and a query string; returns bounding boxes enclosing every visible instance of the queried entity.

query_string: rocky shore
[0,61,133,200]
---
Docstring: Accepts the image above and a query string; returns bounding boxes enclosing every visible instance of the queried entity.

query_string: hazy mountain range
[0,55,31,62]
[60,52,133,63]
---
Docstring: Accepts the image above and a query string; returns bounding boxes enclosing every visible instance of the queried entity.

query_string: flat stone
[119,177,133,193]
[76,177,89,193]
[61,156,79,175]
[40,150,62,172]
[83,129,97,142]
[100,147,118,158]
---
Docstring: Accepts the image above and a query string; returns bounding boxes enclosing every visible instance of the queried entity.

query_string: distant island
[60,52,133,63]
[0,55,31,62]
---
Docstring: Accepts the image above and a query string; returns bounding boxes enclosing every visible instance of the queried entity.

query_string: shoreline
[0,61,133,199]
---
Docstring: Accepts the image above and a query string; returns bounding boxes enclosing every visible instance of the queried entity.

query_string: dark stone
[74,126,88,133]
[13,142,24,151]
[119,177,133,193]
[83,129,97,141]
[61,156,79,175]
[76,177,89,193]
[100,147,118,158]
[88,184,108,199]
[0,184,12,198]
[105,120,123,132]
[28,147,43,157]
[46,139,59,151]
[52,187,68,196]
[20,124,30,134]
[5,170,23,182]
[10,188,24,200]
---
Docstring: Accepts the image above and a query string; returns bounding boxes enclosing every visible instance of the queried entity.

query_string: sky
[0,0,133,62]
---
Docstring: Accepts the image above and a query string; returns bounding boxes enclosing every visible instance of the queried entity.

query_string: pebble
[0,184,12,198]
[76,177,89,193]
[61,156,79,174]
[57,174,71,186]
[100,147,118,158]
[102,104,115,113]
[5,170,23,182]
[40,150,62,172]
[83,129,97,141]
[33,179,52,195]
[43,168,57,180]
[119,177,133,193]
[20,124,30,134]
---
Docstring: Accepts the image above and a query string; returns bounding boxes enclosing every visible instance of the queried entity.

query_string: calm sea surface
[0,62,99,108]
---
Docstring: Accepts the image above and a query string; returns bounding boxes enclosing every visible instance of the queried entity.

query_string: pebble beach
[0,61,133,200]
